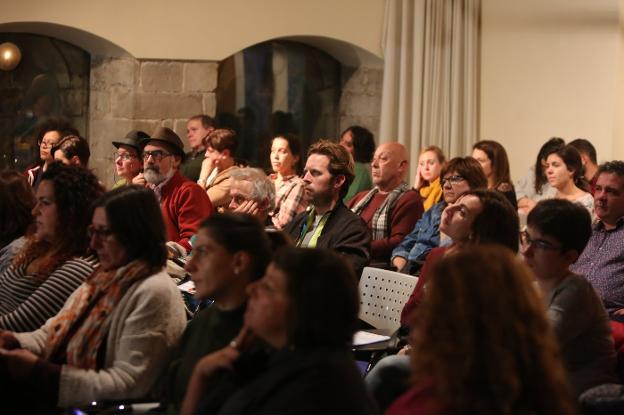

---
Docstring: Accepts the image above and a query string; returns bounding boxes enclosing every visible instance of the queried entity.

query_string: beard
[144,166,166,185]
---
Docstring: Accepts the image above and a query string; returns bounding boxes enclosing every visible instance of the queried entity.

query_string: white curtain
[380,0,481,183]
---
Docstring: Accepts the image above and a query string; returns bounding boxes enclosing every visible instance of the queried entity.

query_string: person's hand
[413,164,423,190]
[234,200,260,216]
[392,257,408,273]
[397,344,411,356]
[613,308,624,316]
[132,173,146,186]
[0,348,38,379]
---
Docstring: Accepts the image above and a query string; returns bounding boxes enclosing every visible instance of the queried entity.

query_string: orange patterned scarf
[45,259,155,369]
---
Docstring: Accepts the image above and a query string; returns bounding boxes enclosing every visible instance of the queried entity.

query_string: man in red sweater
[134,127,213,253]
[348,142,423,265]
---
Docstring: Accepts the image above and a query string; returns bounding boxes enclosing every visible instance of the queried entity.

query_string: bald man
[348,142,424,265]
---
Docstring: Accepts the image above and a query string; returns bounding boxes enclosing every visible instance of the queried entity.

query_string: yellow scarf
[419,177,443,212]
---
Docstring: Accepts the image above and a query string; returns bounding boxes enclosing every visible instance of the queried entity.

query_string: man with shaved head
[348,142,423,265]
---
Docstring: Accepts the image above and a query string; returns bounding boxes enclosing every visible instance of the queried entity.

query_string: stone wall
[88,57,217,188]
[339,66,383,141]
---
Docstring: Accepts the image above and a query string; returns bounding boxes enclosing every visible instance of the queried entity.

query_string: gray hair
[230,167,276,211]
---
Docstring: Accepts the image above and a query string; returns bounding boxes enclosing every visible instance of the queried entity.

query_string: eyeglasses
[88,225,114,240]
[143,150,172,161]
[520,230,561,251]
[441,175,465,186]
[114,151,138,161]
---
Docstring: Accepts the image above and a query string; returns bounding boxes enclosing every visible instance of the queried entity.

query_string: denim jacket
[391,200,444,262]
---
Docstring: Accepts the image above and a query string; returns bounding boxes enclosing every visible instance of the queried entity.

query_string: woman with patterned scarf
[0,185,187,414]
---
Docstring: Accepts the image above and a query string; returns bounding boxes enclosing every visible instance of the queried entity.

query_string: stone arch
[0,21,132,58]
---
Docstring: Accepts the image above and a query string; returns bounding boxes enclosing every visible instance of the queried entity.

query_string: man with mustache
[571,160,624,318]
[134,127,213,253]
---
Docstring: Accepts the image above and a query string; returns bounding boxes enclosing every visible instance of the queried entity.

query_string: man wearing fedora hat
[134,127,213,252]
[112,130,149,188]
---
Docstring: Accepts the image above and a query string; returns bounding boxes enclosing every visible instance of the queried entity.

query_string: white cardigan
[15,269,187,407]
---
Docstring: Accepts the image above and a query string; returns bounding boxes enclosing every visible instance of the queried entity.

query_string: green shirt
[343,162,372,203]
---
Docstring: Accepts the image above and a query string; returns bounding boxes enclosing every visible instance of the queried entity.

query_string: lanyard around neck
[296,208,330,248]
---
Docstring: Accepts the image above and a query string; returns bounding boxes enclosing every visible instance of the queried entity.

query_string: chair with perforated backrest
[359,267,418,331]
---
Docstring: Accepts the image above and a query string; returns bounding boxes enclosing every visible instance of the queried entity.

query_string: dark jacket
[285,202,371,277]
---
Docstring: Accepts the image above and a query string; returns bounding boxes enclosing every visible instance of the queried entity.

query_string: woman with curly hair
[340,125,376,202]
[387,245,576,415]
[0,163,103,332]
[0,171,36,273]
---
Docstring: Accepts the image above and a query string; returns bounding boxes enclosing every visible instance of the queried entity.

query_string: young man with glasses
[391,157,487,274]
[135,127,213,253]
[522,198,616,396]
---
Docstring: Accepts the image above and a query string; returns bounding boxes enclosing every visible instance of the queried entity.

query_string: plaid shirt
[271,174,308,229]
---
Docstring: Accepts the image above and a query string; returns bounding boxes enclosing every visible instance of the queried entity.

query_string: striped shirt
[0,255,98,332]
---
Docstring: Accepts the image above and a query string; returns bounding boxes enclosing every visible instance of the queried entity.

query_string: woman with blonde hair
[413,146,445,211]
[387,245,576,415]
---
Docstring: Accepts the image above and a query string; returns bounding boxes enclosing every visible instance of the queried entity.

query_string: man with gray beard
[134,127,213,252]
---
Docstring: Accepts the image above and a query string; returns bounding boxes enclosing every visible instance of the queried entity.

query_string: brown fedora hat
[112,130,149,152]
[141,127,186,161]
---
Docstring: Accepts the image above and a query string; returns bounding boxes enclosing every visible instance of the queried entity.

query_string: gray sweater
[545,273,618,395]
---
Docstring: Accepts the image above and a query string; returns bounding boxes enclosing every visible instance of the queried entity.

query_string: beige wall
[480,0,621,181]
[0,0,384,66]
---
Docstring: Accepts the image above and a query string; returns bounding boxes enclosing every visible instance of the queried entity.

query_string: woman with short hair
[0,185,187,412]
[181,248,377,415]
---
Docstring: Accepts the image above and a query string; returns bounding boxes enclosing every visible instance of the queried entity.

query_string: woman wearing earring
[269,134,307,229]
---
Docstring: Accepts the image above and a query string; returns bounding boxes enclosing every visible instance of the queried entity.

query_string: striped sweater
[0,255,98,332]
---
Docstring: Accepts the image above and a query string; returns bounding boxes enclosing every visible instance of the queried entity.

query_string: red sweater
[348,189,423,263]
[160,171,213,251]
[400,246,447,326]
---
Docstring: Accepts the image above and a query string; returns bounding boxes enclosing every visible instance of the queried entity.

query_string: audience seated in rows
[348,142,423,265]
[269,134,307,229]
[0,164,102,332]
[285,140,371,277]
[228,168,276,225]
[367,190,519,410]
[112,130,149,188]
[413,146,445,211]
[134,127,213,253]
[391,157,487,274]
[0,185,187,413]
[198,128,240,210]
[181,114,215,182]
[157,213,273,415]
[0,171,35,274]
[572,161,624,317]
[340,125,375,202]
[569,138,599,195]
[25,117,79,189]
[385,246,576,415]
[523,199,617,395]
[472,139,517,209]
[180,248,378,415]
[516,137,563,215]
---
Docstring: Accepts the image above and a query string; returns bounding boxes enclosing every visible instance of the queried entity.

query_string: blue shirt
[391,200,444,262]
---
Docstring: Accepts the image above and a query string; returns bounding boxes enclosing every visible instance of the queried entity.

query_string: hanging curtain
[380,0,481,183]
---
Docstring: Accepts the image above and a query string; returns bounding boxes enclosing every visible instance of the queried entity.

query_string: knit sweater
[14,269,187,408]
[0,255,98,332]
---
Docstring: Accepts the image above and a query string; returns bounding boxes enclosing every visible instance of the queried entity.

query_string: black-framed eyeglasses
[88,225,114,240]
[143,150,172,161]
[114,151,138,161]
[441,175,465,186]
[520,230,561,251]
